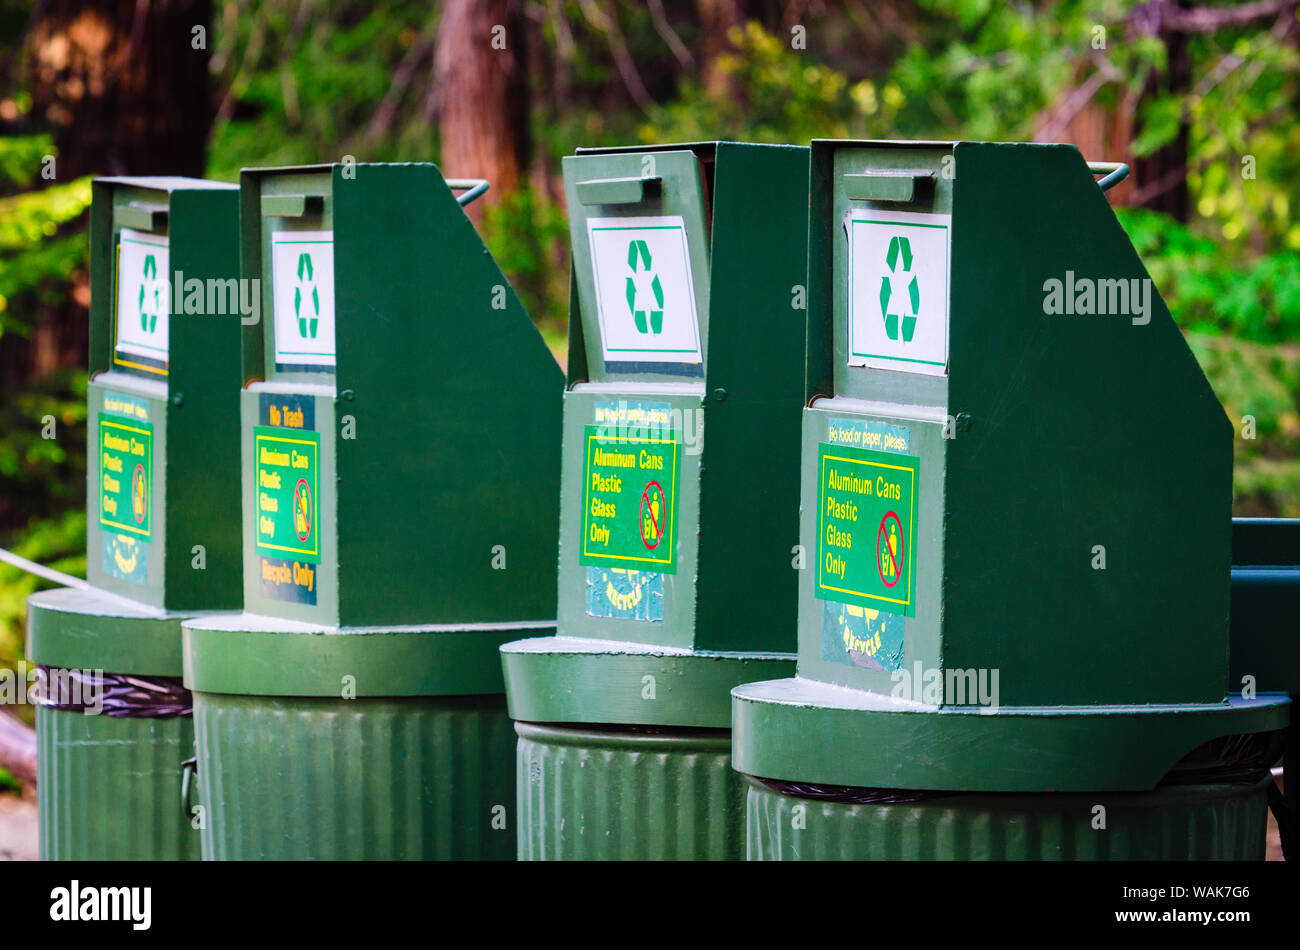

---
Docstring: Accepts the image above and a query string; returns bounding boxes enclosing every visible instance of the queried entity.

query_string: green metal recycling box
[500,142,807,860]
[732,140,1291,860]
[181,163,561,860]
[27,177,244,860]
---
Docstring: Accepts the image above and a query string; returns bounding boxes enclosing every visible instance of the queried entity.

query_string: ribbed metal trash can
[193,692,516,860]
[744,777,1274,861]
[514,721,742,860]
[28,587,200,860]
[185,618,549,860]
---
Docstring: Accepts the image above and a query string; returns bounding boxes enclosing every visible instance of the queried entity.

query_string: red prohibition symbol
[876,511,904,588]
[293,478,313,542]
[640,480,666,550]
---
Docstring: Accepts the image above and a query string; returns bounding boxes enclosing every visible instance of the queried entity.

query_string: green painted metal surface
[184,164,558,861]
[37,707,199,861]
[801,140,1228,705]
[552,142,808,655]
[504,142,808,858]
[86,178,243,610]
[237,163,561,628]
[733,679,1288,792]
[27,587,186,676]
[516,721,743,860]
[193,692,516,860]
[745,777,1271,861]
[1229,518,1300,694]
[733,140,1288,796]
[185,617,551,695]
[501,636,793,728]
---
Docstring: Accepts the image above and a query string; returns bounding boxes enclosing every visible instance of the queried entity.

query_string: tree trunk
[11,0,216,386]
[1132,21,1192,220]
[434,0,531,221]
[25,0,215,179]
[697,0,748,98]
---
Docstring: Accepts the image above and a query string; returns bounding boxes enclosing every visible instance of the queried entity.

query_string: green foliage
[1117,207,1300,515]
[0,140,92,339]
[886,0,1151,141]
[0,508,85,672]
[0,132,50,187]
[0,369,87,670]
[1118,207,1300,343]
[0,128,92,690]
[479,187,572,341]
[642,22,900,144]
[206,2,444,179]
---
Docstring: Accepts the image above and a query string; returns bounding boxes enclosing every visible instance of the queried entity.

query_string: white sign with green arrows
[587,215,702,366]
[114,228,170,363]
[847,210,951,376]
[271,231,336,367]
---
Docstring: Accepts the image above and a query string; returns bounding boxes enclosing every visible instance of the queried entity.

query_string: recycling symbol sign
[848,211,951,377]
[587,216,702,366]
[113,229,170,363]
[625,239,664,335]
[138,253,161,333]
[879,235,920,343]
[271,231,335,367]
[293,252,320,339]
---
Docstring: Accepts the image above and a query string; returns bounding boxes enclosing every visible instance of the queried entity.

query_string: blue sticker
[259,555,318,605]
[586,567,663,622]
[821,600,905,672]
[102,533,148,585]
[826,417,909,454]
[258,391,315,430]
[101,391,151,425]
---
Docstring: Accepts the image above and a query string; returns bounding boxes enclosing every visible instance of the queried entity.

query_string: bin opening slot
[118,202,168,232]
[261,194,325,218]
[844,170,936,203]
[575,176,662,206]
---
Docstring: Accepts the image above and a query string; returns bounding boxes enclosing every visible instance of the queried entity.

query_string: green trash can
[731,140,1290,860]
[28,589,200,860]
[27,176,243,860]
[184,619,540,859]
[502,142,809,860]
[183,163,562,860]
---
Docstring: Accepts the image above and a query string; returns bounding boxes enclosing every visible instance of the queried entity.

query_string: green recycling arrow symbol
[138,254,160,333]
[625,239,664,334]
[878,235,921,342]
[293,252,320,339]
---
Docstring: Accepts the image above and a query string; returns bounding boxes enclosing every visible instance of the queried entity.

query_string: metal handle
[445,178,490,207]
[181,755,197,821]
[1088,161,1130,192]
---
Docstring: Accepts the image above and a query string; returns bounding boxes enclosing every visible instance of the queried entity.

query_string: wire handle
[445,178,490,206]
[1088,161,1130,192]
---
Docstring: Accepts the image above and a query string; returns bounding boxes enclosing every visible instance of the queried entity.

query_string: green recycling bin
[501,142,808,860]
[1229,517,1299,858]
[28,176,244,860]
[731,140,1290,860]
[182,163,561,860]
